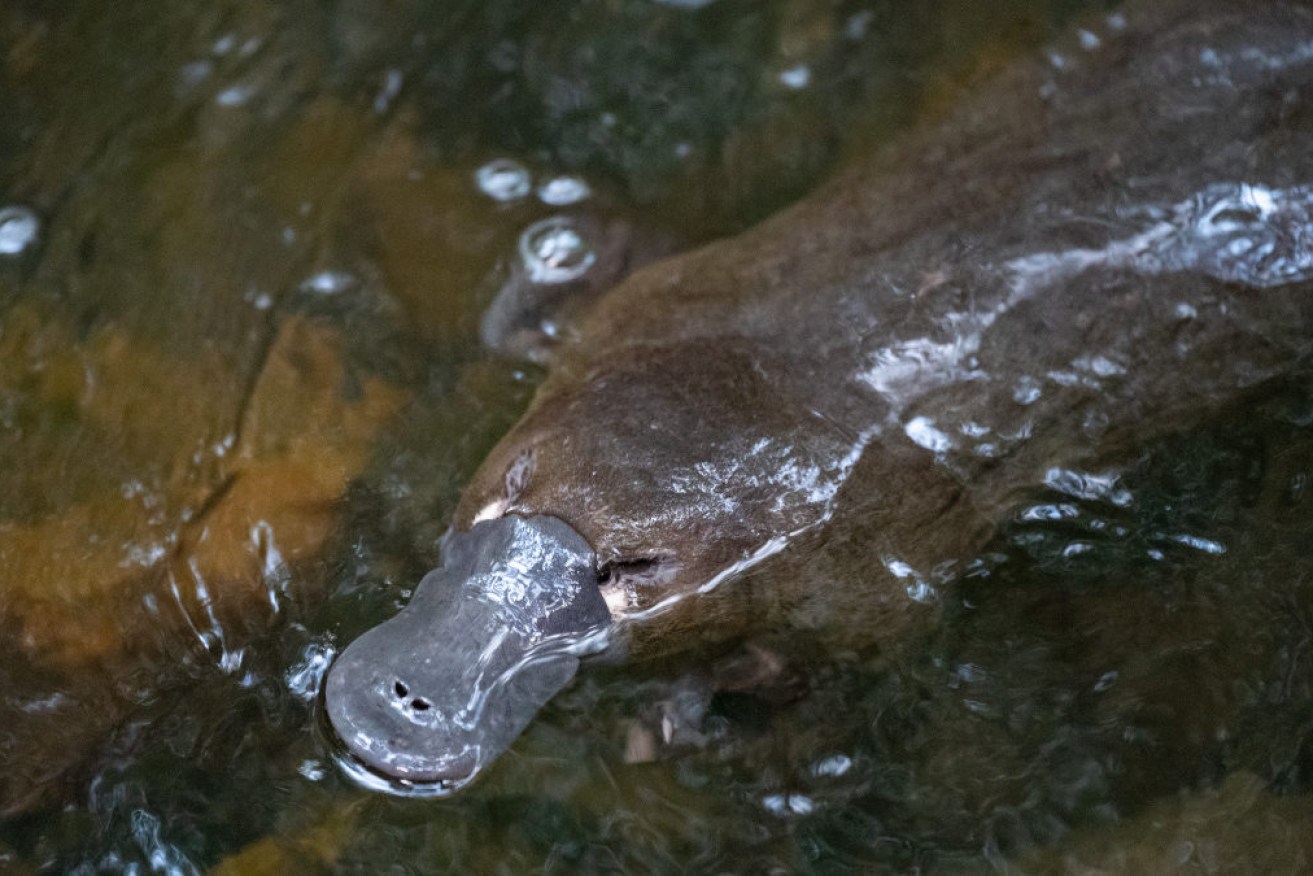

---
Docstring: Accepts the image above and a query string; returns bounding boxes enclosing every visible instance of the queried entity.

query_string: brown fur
[457,0,1313,659]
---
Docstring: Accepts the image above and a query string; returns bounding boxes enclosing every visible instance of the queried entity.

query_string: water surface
[7,0,1312,872]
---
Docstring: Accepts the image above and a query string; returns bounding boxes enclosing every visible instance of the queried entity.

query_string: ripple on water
[1180,183,1313,286]
[1043,467,1132,507]
[286,638,336,701]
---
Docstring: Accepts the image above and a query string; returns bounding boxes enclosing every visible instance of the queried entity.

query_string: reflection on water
[6,0,1313,871]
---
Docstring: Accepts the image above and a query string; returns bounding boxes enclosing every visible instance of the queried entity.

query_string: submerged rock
[0,314,408,814]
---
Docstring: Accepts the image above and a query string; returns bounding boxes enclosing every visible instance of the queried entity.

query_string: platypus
[326,0,1313,792]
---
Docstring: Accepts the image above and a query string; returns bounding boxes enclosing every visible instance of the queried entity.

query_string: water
[8,0,1313,872]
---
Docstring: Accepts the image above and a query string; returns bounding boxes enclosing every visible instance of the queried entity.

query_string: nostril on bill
[391,679,432,713]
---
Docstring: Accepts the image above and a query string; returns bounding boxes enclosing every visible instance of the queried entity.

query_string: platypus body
[326,0,1313,791]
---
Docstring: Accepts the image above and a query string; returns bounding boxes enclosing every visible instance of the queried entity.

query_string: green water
[6,0,1313,872]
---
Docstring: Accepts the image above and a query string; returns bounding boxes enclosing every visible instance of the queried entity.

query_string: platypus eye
[597,557,657,586]
[597,556,682,610]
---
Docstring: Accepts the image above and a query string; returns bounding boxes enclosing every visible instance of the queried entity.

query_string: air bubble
[298,759,327,781]
[537,176,591,206]
[475,159,531,202]
[518,216,596,284]
[215,84,254,107]
[301,270,355,295]
[762,793,815,816]
[0,206,40,256]
[778,64,812,90]
[812,754,853,777]
[374,69,404,114]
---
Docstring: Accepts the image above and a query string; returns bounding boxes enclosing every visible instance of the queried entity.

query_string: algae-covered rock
[0,311,409,816]
[0,313,407,666]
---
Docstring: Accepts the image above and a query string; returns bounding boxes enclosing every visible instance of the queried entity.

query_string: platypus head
[324,339,870,792]
[324,514,610,791]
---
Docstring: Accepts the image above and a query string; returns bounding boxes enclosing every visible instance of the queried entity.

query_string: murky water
[5,0,1313,872]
